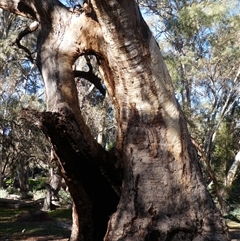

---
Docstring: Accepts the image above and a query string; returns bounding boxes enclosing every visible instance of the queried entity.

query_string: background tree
[75,55,116,148]
[0,9,51,195]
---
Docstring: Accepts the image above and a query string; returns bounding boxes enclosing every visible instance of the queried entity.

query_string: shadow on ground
[0,205,71,241]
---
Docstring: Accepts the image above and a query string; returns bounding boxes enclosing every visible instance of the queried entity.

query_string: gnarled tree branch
[19,107,122,241]
[11,21,39,62]
[19,108,123,196]
[74,62,106,96]
[0,0,37,20]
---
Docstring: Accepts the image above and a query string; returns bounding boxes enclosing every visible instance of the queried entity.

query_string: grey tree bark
[42,165,62,211]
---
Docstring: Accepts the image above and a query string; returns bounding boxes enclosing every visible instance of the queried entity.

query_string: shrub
[32,190,46,200]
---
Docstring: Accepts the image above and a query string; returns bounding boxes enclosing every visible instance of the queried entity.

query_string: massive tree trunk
[1,0,229,241]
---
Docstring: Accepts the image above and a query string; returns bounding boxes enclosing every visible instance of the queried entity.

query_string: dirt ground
[0,205,239,241]
[0,230,239,240]
[0,229,239,241]
[2,236,68,241]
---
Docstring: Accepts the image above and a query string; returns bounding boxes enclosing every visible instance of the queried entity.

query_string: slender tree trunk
[17,160,29,194]
[192,139,227,214]
[226,150,240,188]
[42,166,62,211]
[49,167,62,206]
[0,129,3,189]
[42,184,52,211]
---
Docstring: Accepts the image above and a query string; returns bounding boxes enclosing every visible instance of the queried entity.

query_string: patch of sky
[58,0,83,7]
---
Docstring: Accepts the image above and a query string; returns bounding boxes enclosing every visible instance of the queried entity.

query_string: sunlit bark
[91,1,229,240]
[226,151,240,188]
[1,0,230,240]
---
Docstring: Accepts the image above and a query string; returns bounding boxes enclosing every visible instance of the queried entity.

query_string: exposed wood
[91,0,230,240]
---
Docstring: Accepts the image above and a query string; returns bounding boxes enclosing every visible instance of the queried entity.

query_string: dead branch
[74,62,106,96]
[11,21,39,62]
[191,138,227,214]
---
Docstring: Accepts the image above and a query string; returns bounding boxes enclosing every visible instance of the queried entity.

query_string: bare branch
[74,63,106,96]
[11,21,39,62]
[191,138,227,214]
[0,0,36,19]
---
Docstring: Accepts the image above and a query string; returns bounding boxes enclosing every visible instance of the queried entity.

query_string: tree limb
[191,138,227,214]
[74,63,106,96]
[0,0,36,20]
[226,150,240,188]
[11,21,39,62]
[19,108,123,196]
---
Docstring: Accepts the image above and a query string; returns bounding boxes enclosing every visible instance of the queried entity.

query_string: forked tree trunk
[0,0,229,241]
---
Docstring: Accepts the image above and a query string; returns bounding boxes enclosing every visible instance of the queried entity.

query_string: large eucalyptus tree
[0,0,229,240]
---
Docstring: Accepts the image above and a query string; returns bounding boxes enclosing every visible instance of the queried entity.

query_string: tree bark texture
[91,1,229,240]
[1,0,230,241]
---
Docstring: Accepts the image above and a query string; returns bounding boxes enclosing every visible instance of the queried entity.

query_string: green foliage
[106,141,116,151]
[0,11,50,194]
[5,186,20,195]
[58,189,72,206]
[228,177,240,203]
[28,178,47,192]
[227,207,240,221]
[212,122,236,175]
[32,190,45,200]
